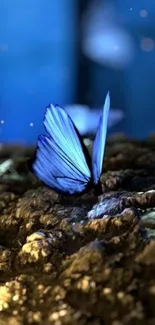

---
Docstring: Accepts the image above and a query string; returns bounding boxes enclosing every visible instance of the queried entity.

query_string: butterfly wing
[92,92,110,184]
[33,104,91,194]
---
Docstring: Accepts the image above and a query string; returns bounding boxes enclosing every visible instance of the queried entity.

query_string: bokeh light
[140,37,155,52]
[140,9,148,18]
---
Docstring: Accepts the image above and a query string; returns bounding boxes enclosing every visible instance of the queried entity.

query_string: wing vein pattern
[33,104,91,194]
[92,92,110,184]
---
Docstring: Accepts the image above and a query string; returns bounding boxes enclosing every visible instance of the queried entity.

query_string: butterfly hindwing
[92,92,110,184]
[33,104,91,194]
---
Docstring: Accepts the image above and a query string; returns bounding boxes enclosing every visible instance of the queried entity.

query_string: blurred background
[0,0,155,144]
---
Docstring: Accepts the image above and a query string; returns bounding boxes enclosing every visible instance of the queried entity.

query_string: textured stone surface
[0,137,155,324]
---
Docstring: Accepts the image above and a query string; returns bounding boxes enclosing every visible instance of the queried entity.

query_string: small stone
[136,242,155,265]
[19,232,54,264]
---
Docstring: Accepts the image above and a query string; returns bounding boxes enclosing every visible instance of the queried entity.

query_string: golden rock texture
[0,138,155,324]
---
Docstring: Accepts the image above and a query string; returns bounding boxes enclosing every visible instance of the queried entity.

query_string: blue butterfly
[32,93,110,195]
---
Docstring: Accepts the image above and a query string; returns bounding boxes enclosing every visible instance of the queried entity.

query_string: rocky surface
[0,135,155,324]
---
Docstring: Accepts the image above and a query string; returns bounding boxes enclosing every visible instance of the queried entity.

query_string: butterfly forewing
[33,104,91,194]
[92,93,110,184]
[44,105,91,179]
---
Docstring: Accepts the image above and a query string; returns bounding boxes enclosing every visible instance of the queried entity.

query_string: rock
[1,138,155,324]
[136,242,155,265]
[18,231,63,265]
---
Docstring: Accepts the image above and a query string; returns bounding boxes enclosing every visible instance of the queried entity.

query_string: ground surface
[0,134,155,324]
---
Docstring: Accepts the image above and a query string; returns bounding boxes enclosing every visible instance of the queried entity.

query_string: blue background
[0,0,155,143]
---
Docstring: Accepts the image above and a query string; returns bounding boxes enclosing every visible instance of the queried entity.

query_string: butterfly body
[32,93,110,196]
